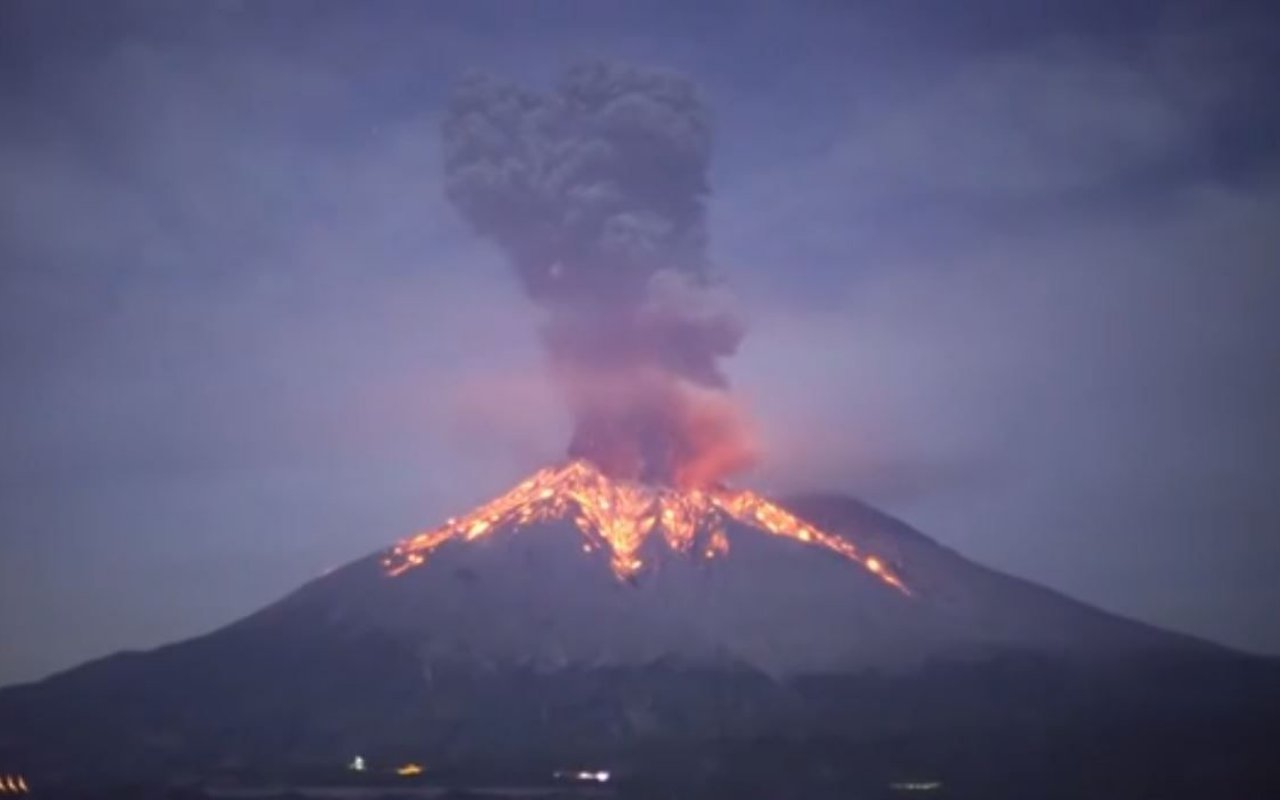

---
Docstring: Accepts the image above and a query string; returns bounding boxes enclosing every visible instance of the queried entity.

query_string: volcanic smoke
[384,63,907,593]
[442,61,751,488]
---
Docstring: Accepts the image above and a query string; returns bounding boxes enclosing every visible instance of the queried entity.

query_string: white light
[348,755,366,772]
[595,771,611,783]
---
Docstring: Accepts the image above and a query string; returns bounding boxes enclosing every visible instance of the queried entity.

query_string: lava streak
[382,461,909,594]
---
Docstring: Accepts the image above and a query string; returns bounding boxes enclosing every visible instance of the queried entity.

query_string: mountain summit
[277,461,1193,677]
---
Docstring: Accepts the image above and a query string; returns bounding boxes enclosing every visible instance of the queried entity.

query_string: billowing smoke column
[442,61,755,488]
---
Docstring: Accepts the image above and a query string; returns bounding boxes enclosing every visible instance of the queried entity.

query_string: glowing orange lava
[382,461,909,594]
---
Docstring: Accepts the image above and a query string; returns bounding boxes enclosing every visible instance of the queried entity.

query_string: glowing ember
[383,460,909,594]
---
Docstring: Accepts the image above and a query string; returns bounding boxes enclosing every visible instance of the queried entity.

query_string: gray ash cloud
[441,62,752,485]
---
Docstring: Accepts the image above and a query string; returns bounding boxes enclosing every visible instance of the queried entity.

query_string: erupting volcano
[5,60,1271,797]
[383,459,908,592]
[380,61,916,613]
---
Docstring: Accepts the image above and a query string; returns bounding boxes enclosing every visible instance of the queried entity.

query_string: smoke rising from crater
[442,62,754,485]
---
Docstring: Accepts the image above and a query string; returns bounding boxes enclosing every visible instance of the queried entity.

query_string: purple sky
[2,0,1278,686]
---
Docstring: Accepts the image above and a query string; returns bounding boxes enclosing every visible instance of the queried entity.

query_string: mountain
[1,489,1276,797]
[262,492,1200,677]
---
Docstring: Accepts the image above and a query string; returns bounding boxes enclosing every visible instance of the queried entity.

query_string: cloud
[714,20,1264,278]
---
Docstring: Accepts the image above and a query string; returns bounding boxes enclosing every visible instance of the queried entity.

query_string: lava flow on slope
[382,460,909,594]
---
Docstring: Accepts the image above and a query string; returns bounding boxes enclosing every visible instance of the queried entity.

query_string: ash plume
[442,61,753,486]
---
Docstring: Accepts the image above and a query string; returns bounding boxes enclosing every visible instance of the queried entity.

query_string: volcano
[362,460,1177,673]
[1,464,1277,795]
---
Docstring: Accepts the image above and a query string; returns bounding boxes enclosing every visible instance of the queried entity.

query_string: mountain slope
[247,489,1203,675]
[0,492,1254,787]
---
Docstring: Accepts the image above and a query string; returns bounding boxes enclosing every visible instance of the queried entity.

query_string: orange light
[396,762,424,776]
[384,461,910,594]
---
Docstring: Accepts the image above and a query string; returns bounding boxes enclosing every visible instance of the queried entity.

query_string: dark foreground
[20,715,1280,800]
[16,655,1280,800]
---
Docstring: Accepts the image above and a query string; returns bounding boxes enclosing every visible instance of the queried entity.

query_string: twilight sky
[2,0,1278,686]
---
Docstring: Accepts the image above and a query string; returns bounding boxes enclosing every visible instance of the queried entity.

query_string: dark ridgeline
[2,493,1278,798]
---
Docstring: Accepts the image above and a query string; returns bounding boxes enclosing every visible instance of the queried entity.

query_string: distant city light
[396,763,424,776]
[556,769,611,783]
[348,755,366,772]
